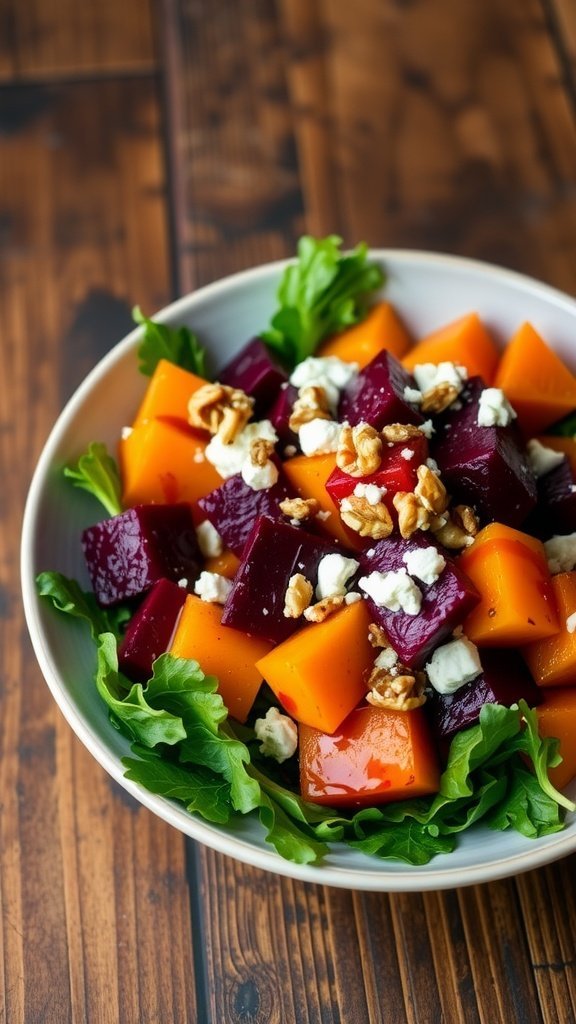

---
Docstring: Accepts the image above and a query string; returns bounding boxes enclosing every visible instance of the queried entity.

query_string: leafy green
[36,571,131,641]
[261,235,385,368]
[133,306,207,378]
[63,442,123,516]
[548,410,576,438]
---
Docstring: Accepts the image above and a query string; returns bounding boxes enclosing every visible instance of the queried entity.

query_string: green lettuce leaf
[63,442,123,516]
[36,571,131,641]
[133,306,207,378]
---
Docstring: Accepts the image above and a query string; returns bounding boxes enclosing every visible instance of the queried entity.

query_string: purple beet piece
[267,383,299,450]
[426,648,542,740]
[218,337,288,415]
[339,349,423,429]
[118,578,187,681]
[360,533,480,668]
[432,377,537,528]
[221,516,343,643]
[197,465,297,557]
[525,457,576,539]
[82,504,202,607]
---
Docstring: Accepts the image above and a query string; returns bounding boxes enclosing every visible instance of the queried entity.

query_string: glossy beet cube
[197,466,297,557]
[118,578,187,681]
[325,434,429,506]
[432,377,537,528]
[526,457,576,539]
[339,349,423,429]
[426,648,542,740]
[360,533,480,668]
[218,338,288,415]
[267,383,299,450]
[82,504,202,606]
[221,516,342,644]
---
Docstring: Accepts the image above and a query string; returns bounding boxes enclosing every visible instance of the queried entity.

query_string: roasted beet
[218,337,288,415]
[339,349,423,429]
[221,516,342,644]
[197,466,297,557]
[426,648,542,740]
[525,457,576,539]
[118,578,187,681]
[267,383,299,450]
[432,377,537,527]
[360,533,480,668]
[82,504,202,606]
[326,433,429,506]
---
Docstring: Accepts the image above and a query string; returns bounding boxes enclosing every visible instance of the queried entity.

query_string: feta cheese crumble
[401,447,415,461]
[121,426,133,440]
[545,533,576,574]
[403,385,423,404]
[374,646,399,671]
[412,361,468,394]
[254,707,298,763]
[205,420,277,478]
[195,519,224,558]
[353,482,387,504]
[419,419,435,439]
[402,546,446,585]
[477,388,517,428]
[358,569,422,615]
[426,636,482,694]
[316,553,360,600]
[566,612,576,634]
[241,457,279,491]
[298,418,342,456]
[193,571,233,604]
[526,439,565,478]
[289,356,358,412]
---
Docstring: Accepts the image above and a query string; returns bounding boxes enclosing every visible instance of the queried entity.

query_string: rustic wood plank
[1,75,198,1021]
[0,0,156,81]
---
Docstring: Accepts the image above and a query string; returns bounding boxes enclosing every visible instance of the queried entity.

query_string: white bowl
[21,250,576,891]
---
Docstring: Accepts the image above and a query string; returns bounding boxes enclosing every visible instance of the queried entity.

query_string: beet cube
[432,378,537,528]
[339,350,423,430]
[118,578,187,681]
[426,648,542,740]
[267,383,299,450]
[221,516,343,643]
[218,337,288,415]
[526,457,576,539]
[360,533,480,668]
[326,434,429,506]
[82,504,202,606]
[197,466,297,557]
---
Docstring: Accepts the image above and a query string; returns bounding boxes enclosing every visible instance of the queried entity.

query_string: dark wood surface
[3,1,576,1020]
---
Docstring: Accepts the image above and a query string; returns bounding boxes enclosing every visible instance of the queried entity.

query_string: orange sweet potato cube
[282,452,363,550]
[402,313,500,384]
[132,359,208,428]
[494,322,576,435]
[318,302,413,366]
[120,417,222,509]
[522,573,576,687]
[536,687,576,790]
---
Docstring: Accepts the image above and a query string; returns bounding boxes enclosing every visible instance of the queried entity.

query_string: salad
[37,237,576,867]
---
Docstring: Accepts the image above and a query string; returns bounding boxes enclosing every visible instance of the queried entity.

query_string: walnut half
[188,383,254,444]
[366,666,427,711]
[336,423,382,477]
[340,495,394,540]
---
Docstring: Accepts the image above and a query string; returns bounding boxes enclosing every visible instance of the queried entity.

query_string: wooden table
[3,1,576,1020]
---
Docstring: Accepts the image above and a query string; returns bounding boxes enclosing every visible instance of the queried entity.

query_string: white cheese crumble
[345,591,361,604]
[298,418,342,456]
[193,571,233,604]
[403,385,423,404]
[566,612,576,633]
[284,444,297,458]
[289,355,358,412]
[412,361,468,394]
[353,482,387,504]
[241,457,279,491]
[544,533,576,574]
[195,519,224,558]
[426,457,441,475]
[177,578,188,588]
[426,636,482,694]
[316,553,360,600]
[121,426,133,440]
[205,420,278,478]
[477,388,517,428]
[374,646,399,671]
[419,419,435,439]
[402,546,446,586]
[401,447,415,461]
[526,439,565,478]
[358,569,422,615]
[254,707,298,763]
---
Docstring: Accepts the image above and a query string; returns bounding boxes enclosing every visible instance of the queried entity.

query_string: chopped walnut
[453,504,479,537]
[414,464,449,515]
[283,573,313,618]
[430,510,477,550]
[381,423,422,443]
[340,496,394,539]
[250,438,275,467]
[368,623,389,648]
[336,423,382,477]
[278,497,320,521]
[366,666,427,710]
[393,491,432,539]
[188,383,254,444]
[303,594,344,623]
[288,386,332,432]
[420,381,460,414]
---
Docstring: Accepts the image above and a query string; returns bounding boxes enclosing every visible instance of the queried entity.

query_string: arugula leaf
[133,306,207,378]
[36,571,131,641]
[515,700,574,812]
[261,235,385,368]
[63,442,123,516]
[123,755,234,824]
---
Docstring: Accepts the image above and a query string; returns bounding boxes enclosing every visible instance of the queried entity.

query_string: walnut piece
[381,423,422,443]
[414,464,449,515]
[336,423,382,477]
[283,573,313,618]
[188,383,254,444]
[250,438,275,467]
[420,381,460,414]
[368,623,389,648]
[278,497,320,521]
[393,491,432,539]
[430,505,478,549]
[366,667,427,710]
[303,595,344,623]
[453,503,479,536]
[288,386,332,432]
[340,495,394,539]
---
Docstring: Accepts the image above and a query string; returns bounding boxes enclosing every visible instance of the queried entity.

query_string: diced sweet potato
[255,601,373,733]
[169,594,272,723]
[402,313,500,383]
[536,687,576,789]
[120,417,222,510]
[299,705,440,806]
[459,522,559,645]
[132,358,208,428]
[494,322,576,435]
[318,302,413,366]
[522,572,576,687]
